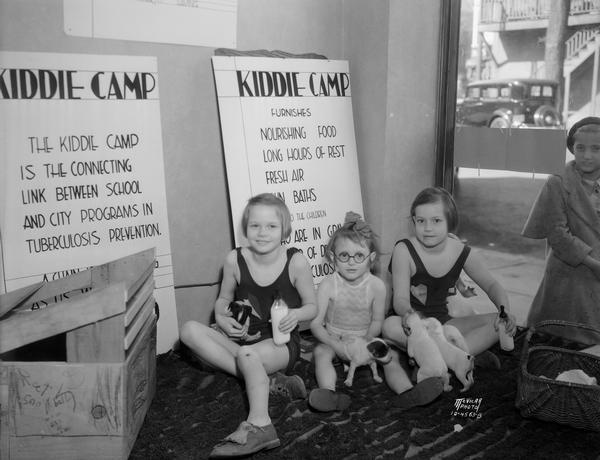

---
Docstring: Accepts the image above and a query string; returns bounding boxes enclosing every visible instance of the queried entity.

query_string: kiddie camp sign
[0,52,178,353]
[212,56,364,284]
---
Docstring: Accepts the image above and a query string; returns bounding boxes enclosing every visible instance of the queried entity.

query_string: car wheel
[489,117,510,128]
[534,105,561,127]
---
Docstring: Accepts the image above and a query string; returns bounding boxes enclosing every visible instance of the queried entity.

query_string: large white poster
[212,56,364,284]
[0,51,178,353]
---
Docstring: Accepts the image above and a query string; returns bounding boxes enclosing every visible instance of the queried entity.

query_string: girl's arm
[310,277,341,348]
[278,252,317,333]
[366,276,387,339]
[214,250,248,339]
[463,251,517,335]
[390,243,414,317]
[309,277,348,358]
[524,176,595,267]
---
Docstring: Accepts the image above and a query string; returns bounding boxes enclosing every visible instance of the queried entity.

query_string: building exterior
[466,0,600,123]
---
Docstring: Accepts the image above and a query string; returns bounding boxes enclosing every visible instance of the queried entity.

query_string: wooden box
[0,249,157,460]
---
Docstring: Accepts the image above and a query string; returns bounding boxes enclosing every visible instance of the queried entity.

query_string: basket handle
[525,320,600,347]
[530,320,600,336]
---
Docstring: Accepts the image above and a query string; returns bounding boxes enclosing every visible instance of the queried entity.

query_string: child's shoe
[308,388,351,412]
[269,372,307,400]
[396,376,444,409]
[474,350,501,369]
[209,421,280,458]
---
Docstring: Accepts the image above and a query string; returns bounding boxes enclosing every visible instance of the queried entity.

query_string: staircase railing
[565,26,600,60]
[481,0,600,24]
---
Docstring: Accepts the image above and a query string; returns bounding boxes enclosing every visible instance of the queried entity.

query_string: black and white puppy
[342,336,392,387]
[228,300,252,325]
[227,300,261,341]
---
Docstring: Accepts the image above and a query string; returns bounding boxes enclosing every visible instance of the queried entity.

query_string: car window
[529,85,553,98]
[467,87,480,98]
[482,87,498,98]
[499,86,510,98]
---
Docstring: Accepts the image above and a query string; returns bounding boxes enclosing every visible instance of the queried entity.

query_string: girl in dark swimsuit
[180,193,317,458]
[382,187,517,397]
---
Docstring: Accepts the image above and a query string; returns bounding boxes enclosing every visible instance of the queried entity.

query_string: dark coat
[522,161,600,344]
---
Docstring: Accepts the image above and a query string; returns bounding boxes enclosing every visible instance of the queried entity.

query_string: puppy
[227,300,261,341]
[404,312,452,391]
[229,300,252,325]
[424,318,474,392]
[341,336,392,387]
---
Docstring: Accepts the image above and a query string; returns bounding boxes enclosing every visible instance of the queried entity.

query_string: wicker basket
[516,320,600,431]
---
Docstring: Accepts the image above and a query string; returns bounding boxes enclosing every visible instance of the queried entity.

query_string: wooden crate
[0,249,157,460]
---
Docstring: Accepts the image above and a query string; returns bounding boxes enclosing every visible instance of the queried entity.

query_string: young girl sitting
[308,212,438,410]
[308,212,387,411]
[179,193,317,458]
[382,187,517,378]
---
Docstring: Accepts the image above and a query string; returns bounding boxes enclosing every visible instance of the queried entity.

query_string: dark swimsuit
[234,247,302,374]
[389,239,471,323]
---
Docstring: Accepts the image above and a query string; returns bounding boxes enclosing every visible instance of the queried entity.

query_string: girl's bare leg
[382,349,413,394]
[237,340,290,426]
[179,320,240,375]
[447,313,498,356]
[313,343,338,390]
[382,315,408,349]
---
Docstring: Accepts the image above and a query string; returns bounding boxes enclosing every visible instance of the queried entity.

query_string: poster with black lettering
[0,51,178,353]
[212,56,364,284]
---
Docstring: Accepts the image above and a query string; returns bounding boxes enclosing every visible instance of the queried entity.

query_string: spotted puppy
[342,336,392,387]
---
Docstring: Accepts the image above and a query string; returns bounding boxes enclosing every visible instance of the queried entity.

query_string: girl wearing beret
[523,117,600,343]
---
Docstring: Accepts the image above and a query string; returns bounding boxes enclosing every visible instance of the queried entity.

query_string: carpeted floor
[130,330,600,459]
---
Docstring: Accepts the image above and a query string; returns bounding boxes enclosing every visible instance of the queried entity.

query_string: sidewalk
[453,247,546,327]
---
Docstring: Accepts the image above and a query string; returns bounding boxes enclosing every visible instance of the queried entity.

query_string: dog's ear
[228,301,249,324]
[367,339,391,358]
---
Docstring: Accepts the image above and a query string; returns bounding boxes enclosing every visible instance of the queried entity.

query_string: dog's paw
[373,375,383,383]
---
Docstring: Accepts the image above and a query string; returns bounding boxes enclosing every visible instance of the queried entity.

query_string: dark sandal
[396,376,444,409]
[308,388,351,412]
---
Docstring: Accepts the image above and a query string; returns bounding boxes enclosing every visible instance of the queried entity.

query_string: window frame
[435,0,462,191]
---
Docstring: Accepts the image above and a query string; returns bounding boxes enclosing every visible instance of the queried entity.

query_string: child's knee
[236,346,269,379]
[313,343,335,361]
[237,345,260,363]
[382,316,402,340]
[179,320,201,346]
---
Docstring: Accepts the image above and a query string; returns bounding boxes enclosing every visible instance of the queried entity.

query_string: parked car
[456,78,563,129]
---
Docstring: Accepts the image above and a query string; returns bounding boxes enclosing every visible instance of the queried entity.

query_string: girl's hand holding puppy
[216,313,249,339]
